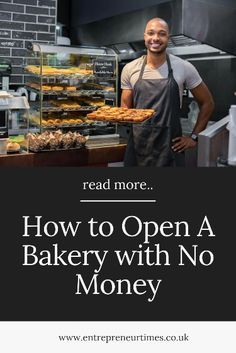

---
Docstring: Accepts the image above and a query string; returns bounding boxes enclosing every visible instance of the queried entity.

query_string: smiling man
[121,17,214,167]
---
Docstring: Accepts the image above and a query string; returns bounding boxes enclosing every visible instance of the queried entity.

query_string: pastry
[42,85,52,91]
[54,119,62,124]
[66,86,77,91]
[75,119,83,124]
[52,86,64,91]
[7,142,20,152]
[47,119,55,125]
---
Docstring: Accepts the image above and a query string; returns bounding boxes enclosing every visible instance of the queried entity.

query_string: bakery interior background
[0,0,236,166]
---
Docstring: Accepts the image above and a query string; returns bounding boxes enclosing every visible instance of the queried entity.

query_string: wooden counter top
[0,143,126,167]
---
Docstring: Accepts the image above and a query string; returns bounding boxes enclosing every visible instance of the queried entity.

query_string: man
[121,17,214,167]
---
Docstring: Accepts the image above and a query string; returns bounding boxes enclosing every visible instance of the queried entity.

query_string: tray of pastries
[41,117,85,127]
[26,82,77,93]
[25,65,93,77]
[42,100,98,112]
[27,130,87,152]
[87,106,155,123]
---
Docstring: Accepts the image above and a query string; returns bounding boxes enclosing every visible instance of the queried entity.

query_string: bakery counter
[0,143,126,167]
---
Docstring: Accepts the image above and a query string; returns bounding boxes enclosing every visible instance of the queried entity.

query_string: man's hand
[172,136,197,152]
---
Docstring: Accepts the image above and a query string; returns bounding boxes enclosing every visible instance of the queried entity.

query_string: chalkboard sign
[105,98,115,106]
[93,60,115,77]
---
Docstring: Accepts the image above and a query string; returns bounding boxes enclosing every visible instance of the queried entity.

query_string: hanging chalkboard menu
[93,59,115,77]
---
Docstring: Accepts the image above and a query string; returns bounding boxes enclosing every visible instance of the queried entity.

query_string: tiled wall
[0,0,57,85]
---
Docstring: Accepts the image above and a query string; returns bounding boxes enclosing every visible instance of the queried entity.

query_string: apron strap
[138,54,173,80]
[138,56,147,81]
[166,54,173,77]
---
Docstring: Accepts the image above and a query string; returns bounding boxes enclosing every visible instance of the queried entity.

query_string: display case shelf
[41,106,97,113]
[25,86,115,98]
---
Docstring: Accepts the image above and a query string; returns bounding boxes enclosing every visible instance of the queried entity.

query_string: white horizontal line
[80,200,156,203]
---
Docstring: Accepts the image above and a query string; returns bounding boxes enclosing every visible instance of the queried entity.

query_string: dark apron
[124,55,185,167]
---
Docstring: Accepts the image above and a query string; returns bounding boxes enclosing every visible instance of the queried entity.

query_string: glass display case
[24,43,118,138]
